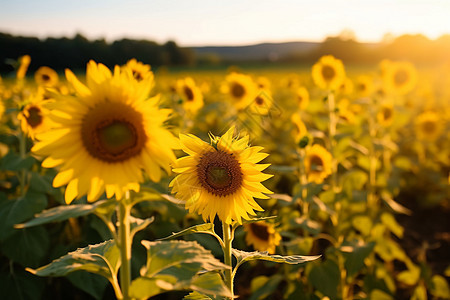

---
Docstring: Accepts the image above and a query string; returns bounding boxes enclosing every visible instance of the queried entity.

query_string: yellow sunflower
[256,76,271,90]
[223,73,257,110]
[169,126,273,224]
[338,77,354,96]
[355,75,374,97]
[295,86,310,110]
[250,90,273,115]
[382,61,418,95]
[176,77,204,114]
[291,113,308,143]
[34,66,59,88]
[18,92,54,140]
[244,221,281,254]
[16,55,31,80]
[377,103,395,127]
[32,61,178,204]
[415,111,443,141]
[123,58,154,84]
[337,98,357,125]
[305,144,332,184]
[312,55,346,91]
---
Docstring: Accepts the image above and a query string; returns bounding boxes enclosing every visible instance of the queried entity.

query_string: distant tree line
[0,32,195,74]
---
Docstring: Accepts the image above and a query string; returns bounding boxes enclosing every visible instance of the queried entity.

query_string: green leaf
[342,170,368,199]
[184,291,213,299]
[397,263,420,286]
[380,212,404,238]
[158,223,216,241]
[430,275,450,298]
[66,271,109,300]
[369,289,394,300]
[15,199,115,229]
[0,267,45,300]
[352,215,373,236]
[340,240,375,277]
[249,274,283,300]
[308,259,340,299]
[130,240,231,299]
[411,284,427,300]
[130,215,155,240]
[232,248,320,270]
[27,240,120,282]
[0,151,36,171]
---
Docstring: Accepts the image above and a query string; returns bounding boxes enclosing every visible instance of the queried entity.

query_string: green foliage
[308,260,340,299]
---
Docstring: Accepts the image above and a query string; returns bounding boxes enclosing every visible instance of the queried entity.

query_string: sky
[0,0,449,46]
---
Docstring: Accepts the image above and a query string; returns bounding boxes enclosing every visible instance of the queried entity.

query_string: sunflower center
[26,106,43,128]
[383,107,392,120]
[41,74,50,82]
[184,86,195,101]
[231,83,245,98]
[255,96,264,106]
[132,70,143,81]
[250,222,270,241]
[310,155,324,172]
[82,102,147,162]
[422,120,436,134]
[197,150,243,196]
[322,65,336,81]
[394,69,409,86]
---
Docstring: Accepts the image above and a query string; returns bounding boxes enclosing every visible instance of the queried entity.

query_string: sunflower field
[0,54,449,300]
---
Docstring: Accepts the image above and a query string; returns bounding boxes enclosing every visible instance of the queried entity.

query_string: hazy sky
[0,0,449,46]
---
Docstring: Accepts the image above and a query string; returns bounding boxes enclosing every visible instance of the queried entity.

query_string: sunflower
[337,98,356,124]
[176,77,204,114]
[34,66,59,88]
[244,221,281,254]
[291,113,308,143]
[415,111,443,141]
[169,126,273,224]
[18,92,54,140]
[256,76,271,90]
[123,58,154,84]
[32,61,178,204]
[382,61,418,95]
[338,77,354,96]
[250,90,273,115]
[377,103,395,127]
[16,55,31,80]
[223,73,257,110]
[312,55,346,91]
[295,86,310,110]
[355,75,374,97]
[305,144,332,184]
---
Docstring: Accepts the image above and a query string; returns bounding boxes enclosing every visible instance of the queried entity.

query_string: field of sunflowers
[0,54,449,300]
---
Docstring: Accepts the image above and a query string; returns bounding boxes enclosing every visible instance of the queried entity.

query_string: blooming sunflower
[415,111,443,141]
[123,58,154,84]
[32,61,178,204]
[295,86,310,110]
[377,103,395,127]
[382,61,418,95]
[355,75,374,97]
[305,144,332,184]
[244,221,281,254]
[250,90,273,115]
[223,73,257,110]
[337,98,357,125]
[338,77,354,96]
[169,127,273,224]
[176,77,204,114]
[291,113,308,143]
[34,66,59,88]
[312,55,346,91]
[18,92,54,140]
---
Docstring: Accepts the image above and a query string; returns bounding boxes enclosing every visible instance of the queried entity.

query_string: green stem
[222,221,234,299]
[327,92,338,191]
[19,131,27,196]
[118,191,132,300]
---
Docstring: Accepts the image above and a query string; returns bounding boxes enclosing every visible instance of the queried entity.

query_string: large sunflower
[176,77,204,114]
[223,73,257,110]
[312,55,346,91]
[169,127,273,224]
[305,144,332,184]
[32,61,178,204]
[34,66,59,88]
[244,221,281,254]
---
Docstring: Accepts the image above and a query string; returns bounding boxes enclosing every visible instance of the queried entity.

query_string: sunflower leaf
[232,248,320,270]
[157,223,216,241]
[130,216,155,240]
[26,240,120,282]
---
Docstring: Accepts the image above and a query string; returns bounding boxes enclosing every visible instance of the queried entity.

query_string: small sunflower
[256,76,271,90]
[223,73,257,110]
[312,55,346,91]
[18,92,54,140]
[291,113,308,143]
[16,55,31,80]
[123,58,154,84]
[337,98,356,125]
[295,86,310,110]
[338,77,354,96]
[250,90,273,115]
[176,77,204,114]
[415,111,443,141]
[305,144,332,184]
[382,61,418,95]
[355,75,374,97]
[169,127,273,224]
[32,61,178,204]
[34,66,59,88]
[244,221,281,254]
[377,103,395,127]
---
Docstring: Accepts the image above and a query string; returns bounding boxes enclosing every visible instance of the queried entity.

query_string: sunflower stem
[19,130,27,196]
[118,191,132,300]
[222,221,234,299]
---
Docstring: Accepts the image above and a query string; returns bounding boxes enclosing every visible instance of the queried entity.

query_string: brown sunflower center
[250,222,270,241]
[321,65,336,81]
[422,120,436,134]
[81,102,147,162]
[26,106,43,128]
[197,150,243,196]
[394,69,409,86]
[41,74,51,82]
[255,96,264,106]
[132,70,143,81]
[358,83,367,92]
[383,107,393,121]
[310,155,324,172]
[231,83,245,98]
[184,86,195,101]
